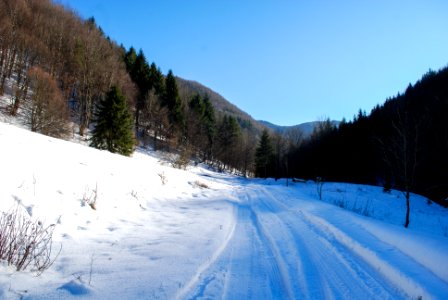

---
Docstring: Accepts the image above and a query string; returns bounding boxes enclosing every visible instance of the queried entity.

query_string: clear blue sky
[59,0,448,126]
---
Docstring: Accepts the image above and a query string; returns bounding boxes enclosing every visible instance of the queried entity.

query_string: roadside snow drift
[1,121,448,299]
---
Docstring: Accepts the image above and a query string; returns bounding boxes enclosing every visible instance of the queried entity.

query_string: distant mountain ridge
[176,77,266,134]
[176,77,340,138]
[259,120,341,137]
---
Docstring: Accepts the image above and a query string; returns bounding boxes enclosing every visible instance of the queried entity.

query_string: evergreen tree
[215,115,241,170]
[132,50,151,132]
[185,94,216,160]
[123,47,137,74]
[255,130,274,178]
[90,86,135,156]
[201,96,216,159]
[148,62,165,95]
[162,70,183,126]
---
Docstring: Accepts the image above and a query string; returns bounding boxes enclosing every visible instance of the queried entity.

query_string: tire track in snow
[256,186,447,299]
[249,186,408,299]
[299,211,446,300]
[222,203,293,299]
[183,181,444,299]
[175,198,238,300]
[181,192,295,299]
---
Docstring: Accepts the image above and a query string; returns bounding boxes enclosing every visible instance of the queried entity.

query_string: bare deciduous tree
[141,89,171,150]
[25,67,71,138]
[380,105,422,228]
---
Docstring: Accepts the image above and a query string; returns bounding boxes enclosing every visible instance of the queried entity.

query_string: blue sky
[59,0,448,125]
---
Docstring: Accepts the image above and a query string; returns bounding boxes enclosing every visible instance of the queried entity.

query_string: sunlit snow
[0,122,447,299]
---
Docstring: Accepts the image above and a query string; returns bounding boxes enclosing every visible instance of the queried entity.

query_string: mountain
[176,77,266,134]
[259,120,341,137]
[177,77,341,139]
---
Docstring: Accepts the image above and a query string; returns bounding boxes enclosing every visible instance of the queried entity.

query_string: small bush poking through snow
[194,181,209,189]
[0,206,58,275]
[158,172,167,185]
[171,151,190,170]
[316,177,324,200]
[82,184,98,210]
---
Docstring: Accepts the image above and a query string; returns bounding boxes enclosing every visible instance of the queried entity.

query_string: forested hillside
[176,78,265,134]
[0,0,134,137]
[1,0,447,206]
[255,67,448,206]
[0,0,263,175]
[259,120,341,137]
[288,68,448,207]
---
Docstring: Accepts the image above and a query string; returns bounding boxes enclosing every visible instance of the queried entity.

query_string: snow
[0,121,448,299]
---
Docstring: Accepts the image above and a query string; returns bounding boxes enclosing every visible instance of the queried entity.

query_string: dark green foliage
[215,115,241,170]
[149,63,165,95]
[175,78,265,137]
[90,86,134,156]
[218,115,240,148]
[162,70,184,126]
[129,50,150,131]
[121,48,258,175]
[289,66,448,206]
[186,94,217,160]
[202,96,217,148]
[124,48,165,134]
[255,130,275,178]
[123,47,137,74]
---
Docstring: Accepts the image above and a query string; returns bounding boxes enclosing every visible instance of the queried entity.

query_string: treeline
[0,0,133,137]
[0,0,257,174]
[256,67,448,206]
[122,47,256,174]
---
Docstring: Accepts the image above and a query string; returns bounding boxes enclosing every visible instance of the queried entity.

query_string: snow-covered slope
[1,121,447,299]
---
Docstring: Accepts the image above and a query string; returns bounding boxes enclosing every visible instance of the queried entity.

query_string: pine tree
[148,62,165,95]
[132,50,151,132]
[255,130,274,178]
[124,47,137,74]
[162,70,183,126]
[90,86,135,156]
[201,96,216,159]
[215,115,241,170]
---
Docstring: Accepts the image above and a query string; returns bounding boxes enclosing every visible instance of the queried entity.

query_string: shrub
[0,206,58,275]
[194,181,209,189]
[82,184,98,210]
[158,172,167,185]
[171,151,190,170]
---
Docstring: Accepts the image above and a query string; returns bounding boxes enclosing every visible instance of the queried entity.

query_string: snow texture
[0,121,447,299]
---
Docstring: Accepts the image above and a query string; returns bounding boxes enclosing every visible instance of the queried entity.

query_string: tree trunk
[153,129,158,151]
[135,106,140,134]
[404,190,410,228]
[10,62,24,115]
[0,73,7,96]
[7,48,16,78]
[0,47,6,74]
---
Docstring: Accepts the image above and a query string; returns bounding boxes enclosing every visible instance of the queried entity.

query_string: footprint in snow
[58,280,91,296]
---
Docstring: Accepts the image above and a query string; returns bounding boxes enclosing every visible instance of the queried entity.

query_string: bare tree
[284,127,304,149]
[24,67,71,138]
[283,127,304,185]
[141,89,171,150]
[240,130,256,177]
[381,106,421,228]
[273,133,288,180]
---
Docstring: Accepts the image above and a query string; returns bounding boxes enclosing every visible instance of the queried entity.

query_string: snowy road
[1,123,448,299]
[181,182,448,300]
